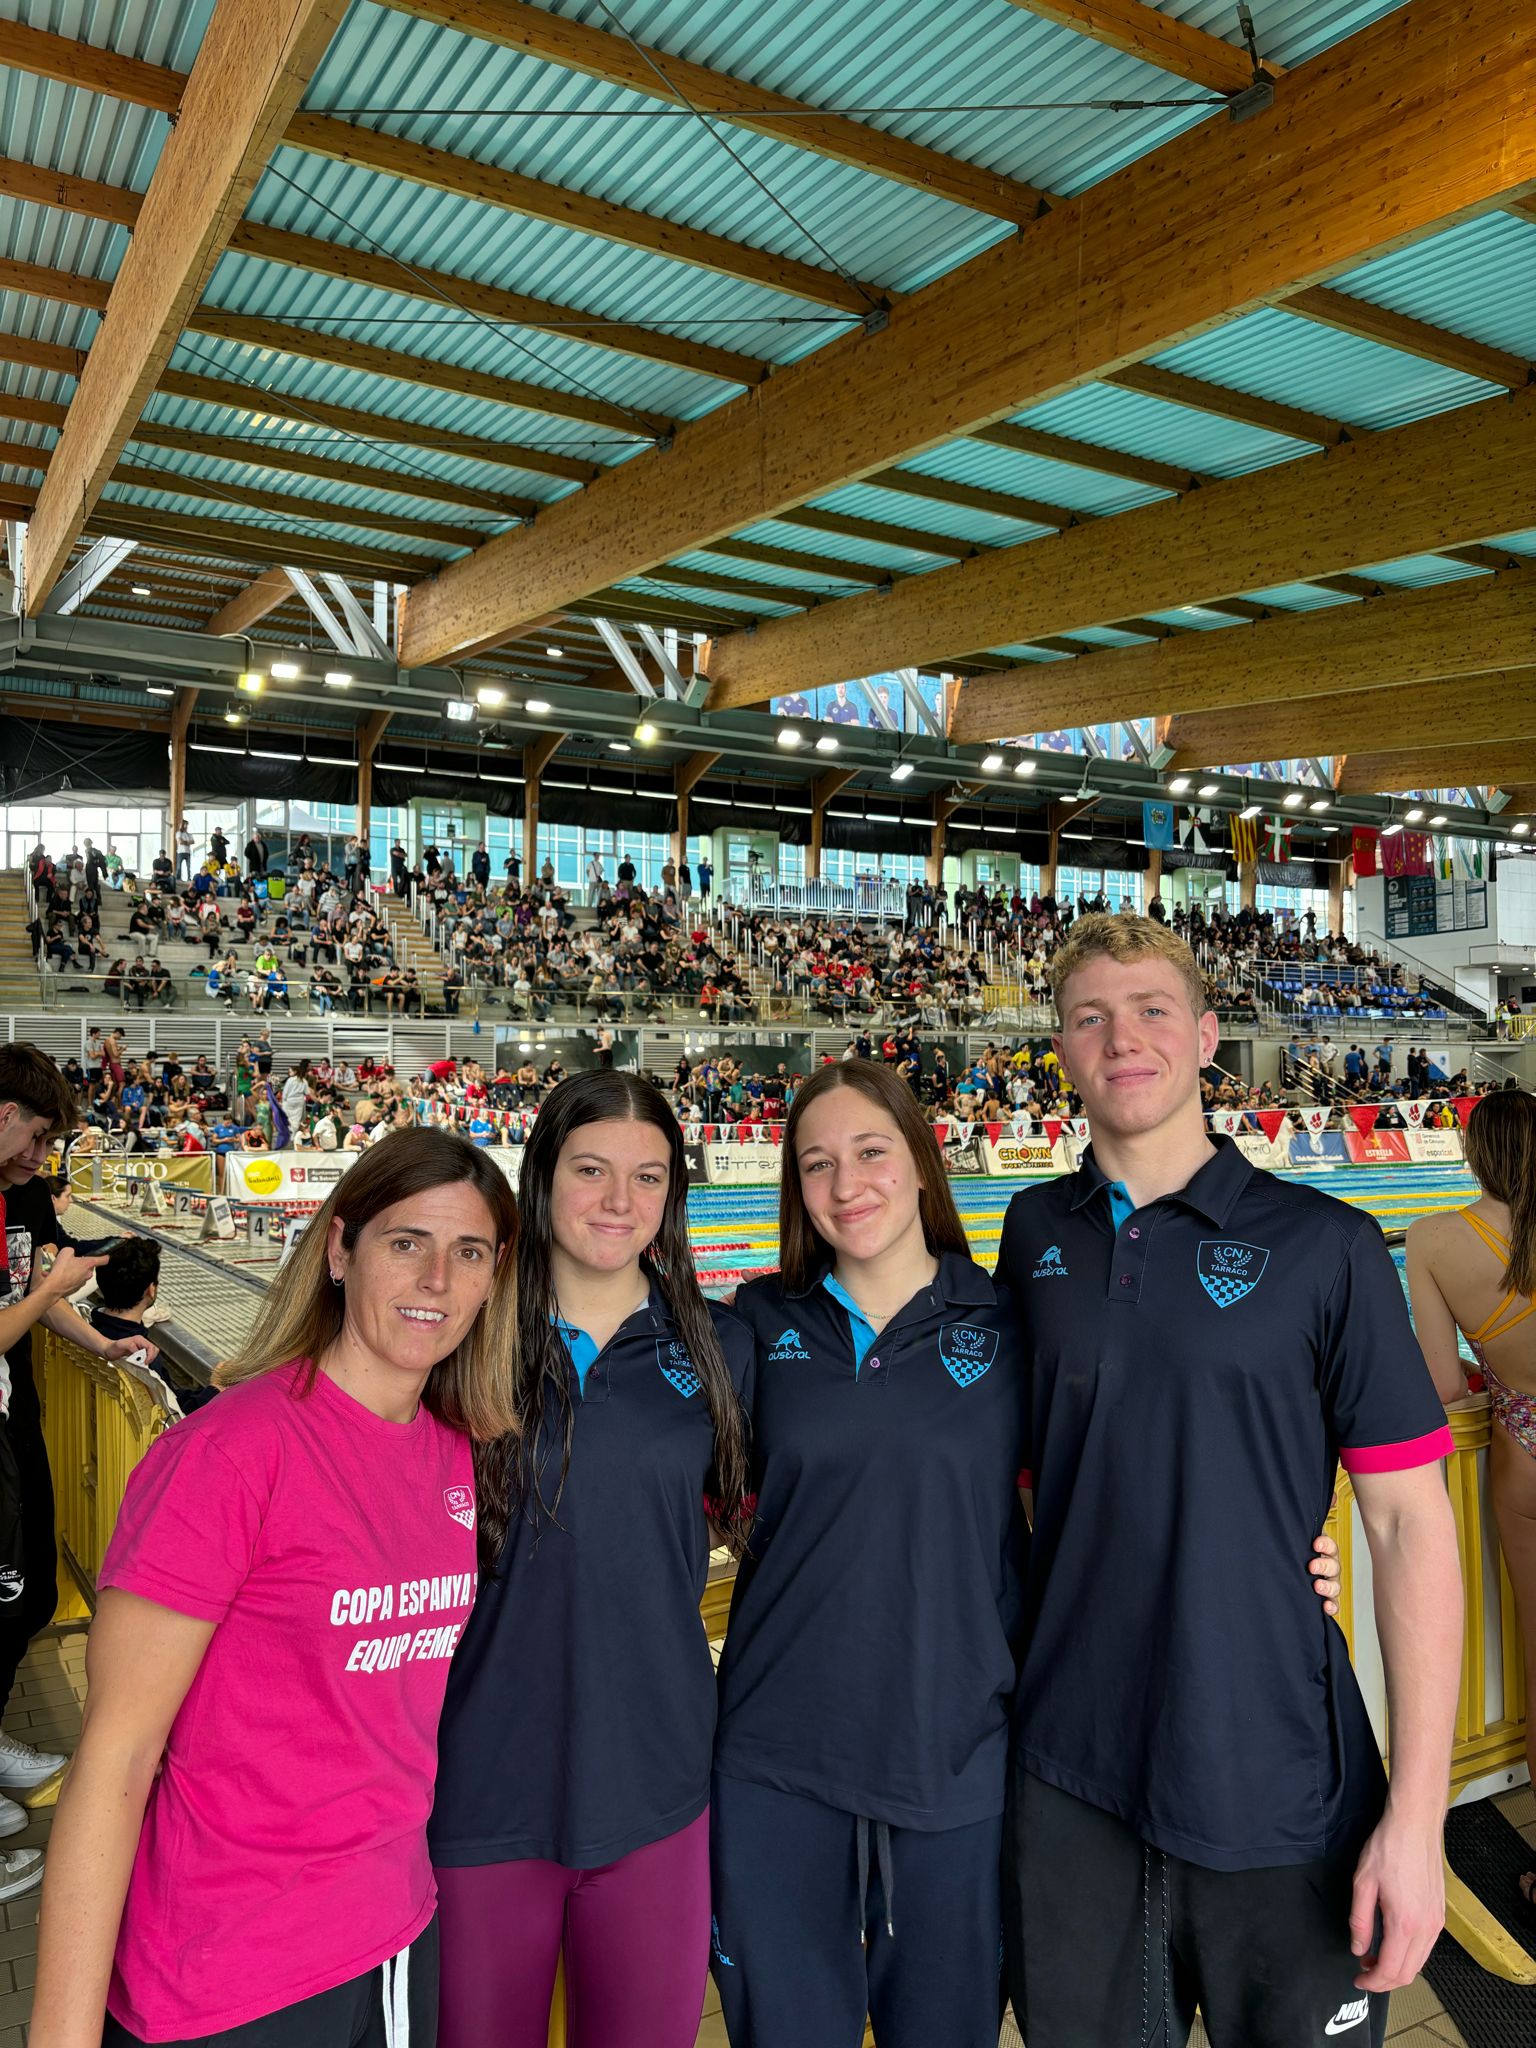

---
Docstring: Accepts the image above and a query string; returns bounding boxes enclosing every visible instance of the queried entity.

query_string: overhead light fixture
[1404,807,1424,823]
[445,700,475,723]
[1239,802,1261,820]
[224,710,242,725]
[1282,792,1305,808]
[1380,819,1404,837]
[131,584,151,598]
[236,671,263,694]
[1168,776,1192,795]
[146,685,174,698]
[476,685,507,709]
[609,740,631,752]
[252,746,301,762]
[891,761,914,781]
[981,752,1005,773]
[525,698,550,714]
[814,734,839,752]
[1308,798,1331,812]
[1429,813,1448,826]
[545,645,563,659]
[634,720,659,744]
[1197,782,1219,799]
[776,727,803,747]
[307,752,359,767]
[269,660,301,681]
[1513,822,1531,837]
[324,670,352,687]
[378,758,425,774]
[1014,758,1036,777]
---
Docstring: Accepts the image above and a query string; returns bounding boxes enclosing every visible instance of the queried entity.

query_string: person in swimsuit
[1405,1088,1536,1905]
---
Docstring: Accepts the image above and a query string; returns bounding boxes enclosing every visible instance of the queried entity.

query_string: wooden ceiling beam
[22,0,348,608]
[865,465,1077,528]
[712,386,1536,715]
[400,0,1536,668]
[1499,783,1536,812]
[1005,0,1267,93]
[960,562,1536,730]
[1338,744,1536,794]
[1169,668,1536,765]
[778,508,978,562]
[383,0,1048,225]
[1280,286,1533,390]
[1105,363,1355,448]
[80,499,440,581]
[0,151,144,230]
[974,420,1197,494]
[676,751,722,801]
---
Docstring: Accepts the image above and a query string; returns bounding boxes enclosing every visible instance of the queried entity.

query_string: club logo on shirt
[940,1323,998,1387]
[1032,1244,1069,1280]
[657,1338,702,1398]
[443,1486,476,1531]
[1196,1240,1270,1309]
[770,1327,810,1360]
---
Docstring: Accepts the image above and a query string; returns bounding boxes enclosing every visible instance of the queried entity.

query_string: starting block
[138,1178,168,1219]
[200,1196,237,1241]
[277,1214,311,1269]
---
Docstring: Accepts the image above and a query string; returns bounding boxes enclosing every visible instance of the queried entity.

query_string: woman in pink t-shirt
[30,1128,519,2048]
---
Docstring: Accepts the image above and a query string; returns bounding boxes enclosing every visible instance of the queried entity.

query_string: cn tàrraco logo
[1196,1240,1270,1309]
[657,1338,701,1398]
[443,1486,475,1531]
[940,1323,998,1388]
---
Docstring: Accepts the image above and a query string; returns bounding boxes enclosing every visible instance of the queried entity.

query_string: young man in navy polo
[999,914,1461,2048]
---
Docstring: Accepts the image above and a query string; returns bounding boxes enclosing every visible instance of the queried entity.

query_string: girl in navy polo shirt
[431,1072,752,2048]
[711,1058,1029,2048]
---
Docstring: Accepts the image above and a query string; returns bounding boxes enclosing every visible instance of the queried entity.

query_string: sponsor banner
[1288,1130,1349,1169]
[1298,1105,1331,1134]
[983,1135,1064,1177]
[1234,1133,1283,1170]
[1343,1129,1412,1165]
[682,1141,709,1186]
[72,1153,216,1198]
[484,1146,524,1189]
[223,1151,356,1203]
[938,1133,988,1177]
[704,1141,784,1187]
[1406,1129,1464,1164]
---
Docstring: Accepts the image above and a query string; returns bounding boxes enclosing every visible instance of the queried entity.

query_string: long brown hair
[1465,1090,1536,1298]
[217,1127,520,1444]
[779,1061,970,1294]
[475,1071,750,1569]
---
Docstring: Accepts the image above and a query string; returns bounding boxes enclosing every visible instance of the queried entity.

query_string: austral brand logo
[1032,1244,1069,1280]
[443,1486,476,1531]
[770,1327,810,1360]
[1196,1240,1270,1309]
[940,1322,999,1388]
[657,1338,702,1398]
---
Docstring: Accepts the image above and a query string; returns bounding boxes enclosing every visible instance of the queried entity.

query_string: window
[1058,866,1143,914]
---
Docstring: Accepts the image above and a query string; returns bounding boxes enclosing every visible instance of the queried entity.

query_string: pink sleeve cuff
[1339,1425,1454,1475]
[1017,1468,1033,1490]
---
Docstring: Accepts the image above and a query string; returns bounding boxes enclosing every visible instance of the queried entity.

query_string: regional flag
[1142,799,1176,850]
[1230,813,1259,864]
[1351,827,1378,877]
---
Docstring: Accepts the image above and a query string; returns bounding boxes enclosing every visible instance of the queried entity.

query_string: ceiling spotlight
[1168,776,1192,795]
[1197,782,1219,798]
[814,734,839,752]
[891,761,914,782]
[1429,813,1447,826]
[1239,802,1261,820]
[131,584,151,598]
[777,727,803,747]
[981,752,1005,773]
[634,720,659,745]
[269,660,300,680]
[1380,820,1404,837]
[1514,821,1531,837]
[476,685,507,709]
[224,709,242,725]
[445,700,475,723]
[324,670,352,687]
[236,671,263,694]
[1308,798,1331,812]
[525,698,550,714]
[1282,792,1305,808]
[1404,807,1424,823]
[146,685,174,697]
[609,740,631,753]
[1014,758,1036,777]
[545,646,563,659]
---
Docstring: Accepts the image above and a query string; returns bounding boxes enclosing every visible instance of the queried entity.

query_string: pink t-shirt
[100,1360,477,2041]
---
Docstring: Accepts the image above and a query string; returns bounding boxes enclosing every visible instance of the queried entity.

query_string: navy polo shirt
[998,1137,1451,1872]
[430,1286,753,1868]
[715,1251,1029,1831]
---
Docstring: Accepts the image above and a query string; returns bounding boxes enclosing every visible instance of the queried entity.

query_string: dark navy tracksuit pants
[709,1775,1004,2048]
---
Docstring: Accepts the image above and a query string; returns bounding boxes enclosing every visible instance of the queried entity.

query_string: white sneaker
[0,1848,43,1899]
[0,1794,28,1839]
[0,1731,66,1790]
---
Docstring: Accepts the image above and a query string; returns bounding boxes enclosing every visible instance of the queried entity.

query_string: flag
[1043,1117,1063,1148]
[1454,1095,1479,1128]
[1457,838,1485,881]
[265,1081,290,1150]
[1142,799,1176,851]
[1230,813,1259,864]
[1348,1104,1379,1137]
[1257,1109,1288,1145]
[1433,835,1453,881]
[1178,807,1214,854]
[1263,814,1293,861]
[1381,830,1431,877]
[1351,827,1378,877]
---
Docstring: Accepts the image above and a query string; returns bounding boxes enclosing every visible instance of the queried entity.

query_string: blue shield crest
[939,1323,998,1388]
[657,1338,701,1398]
[1196,1240,1269,1309]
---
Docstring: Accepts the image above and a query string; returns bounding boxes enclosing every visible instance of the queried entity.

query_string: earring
[330,1269,343,1285]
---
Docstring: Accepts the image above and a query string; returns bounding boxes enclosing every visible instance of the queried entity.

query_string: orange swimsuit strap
[1459,1210,1536,1345]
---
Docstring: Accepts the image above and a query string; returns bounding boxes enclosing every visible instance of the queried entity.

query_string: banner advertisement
[982,1134,1062,1177]
[704,1141,784,1186]
[223,1152,356,1202]
[1406,1130,1465,1164]
[484,1147,524,1188]
[1343,1129,1412,1165]
[1234,1134,1283,1169]
[937,1130,988,1176]
[71,1153,216,1198]
[682,1141,709,1186]
[1288,1130,1349,1169]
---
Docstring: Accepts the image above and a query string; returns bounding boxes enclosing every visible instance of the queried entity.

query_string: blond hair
[1049,912,1208,1022]
[217,1127,520,1445]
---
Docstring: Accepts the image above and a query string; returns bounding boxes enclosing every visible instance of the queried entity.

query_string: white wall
[1496,858,1536,947]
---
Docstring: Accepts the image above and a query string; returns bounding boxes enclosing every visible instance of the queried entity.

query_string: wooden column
[168,686,196,831]
[1330,859,1347,937]
[807,768,856,882]
[523,730,565,876]
[1145,847,1163,907]
[1240,862,1258,909]
[673,749,721,875]
[357,708,392,844]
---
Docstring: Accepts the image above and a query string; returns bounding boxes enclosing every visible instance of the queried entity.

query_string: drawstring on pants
[854,1815,895,1941]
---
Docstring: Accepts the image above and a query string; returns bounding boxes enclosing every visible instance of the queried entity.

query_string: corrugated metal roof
[0,58,165,192]
[1151,308,1502,433]
[1240,581,1359,612]
[910,439,1170,519]
[813,482,1052,549]
[1331,213,1536,364]
[1008,381,1312,481]
[1160,0,1409,68]
[1355,553,1489,590]
[616,573,794,617]
[735,516,955,575]
[669,547,866,597]
[98,480,462,562]
[0,0,213,71]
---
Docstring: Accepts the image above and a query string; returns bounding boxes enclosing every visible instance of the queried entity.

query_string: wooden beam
[1105,363,1355,448]
[0,255,110,313]
[1006,0,1265,93]
[22,0,347,608]
[676,751,722,801]
[205,566,294,635]
[1169,668,1536,766]
[359,707,394,755]
[1338,744,1536,794]
[1280,286,1532,390]
[865,466,1076,528]
[0,17,182,113]
[0,152,144,230]
[711,387,1536,715]
[954,562,1536,732]
[1499,784,1536,812]
[384,0,1049,226]
[83,501,440,581]
[523,730,565,784]
[168,685,197,828]
[399,0,1536,668]
[974,421,1197,495]
[779,508,978,562]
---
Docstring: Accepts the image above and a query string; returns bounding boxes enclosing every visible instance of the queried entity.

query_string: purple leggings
[434,1811,710,2048]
